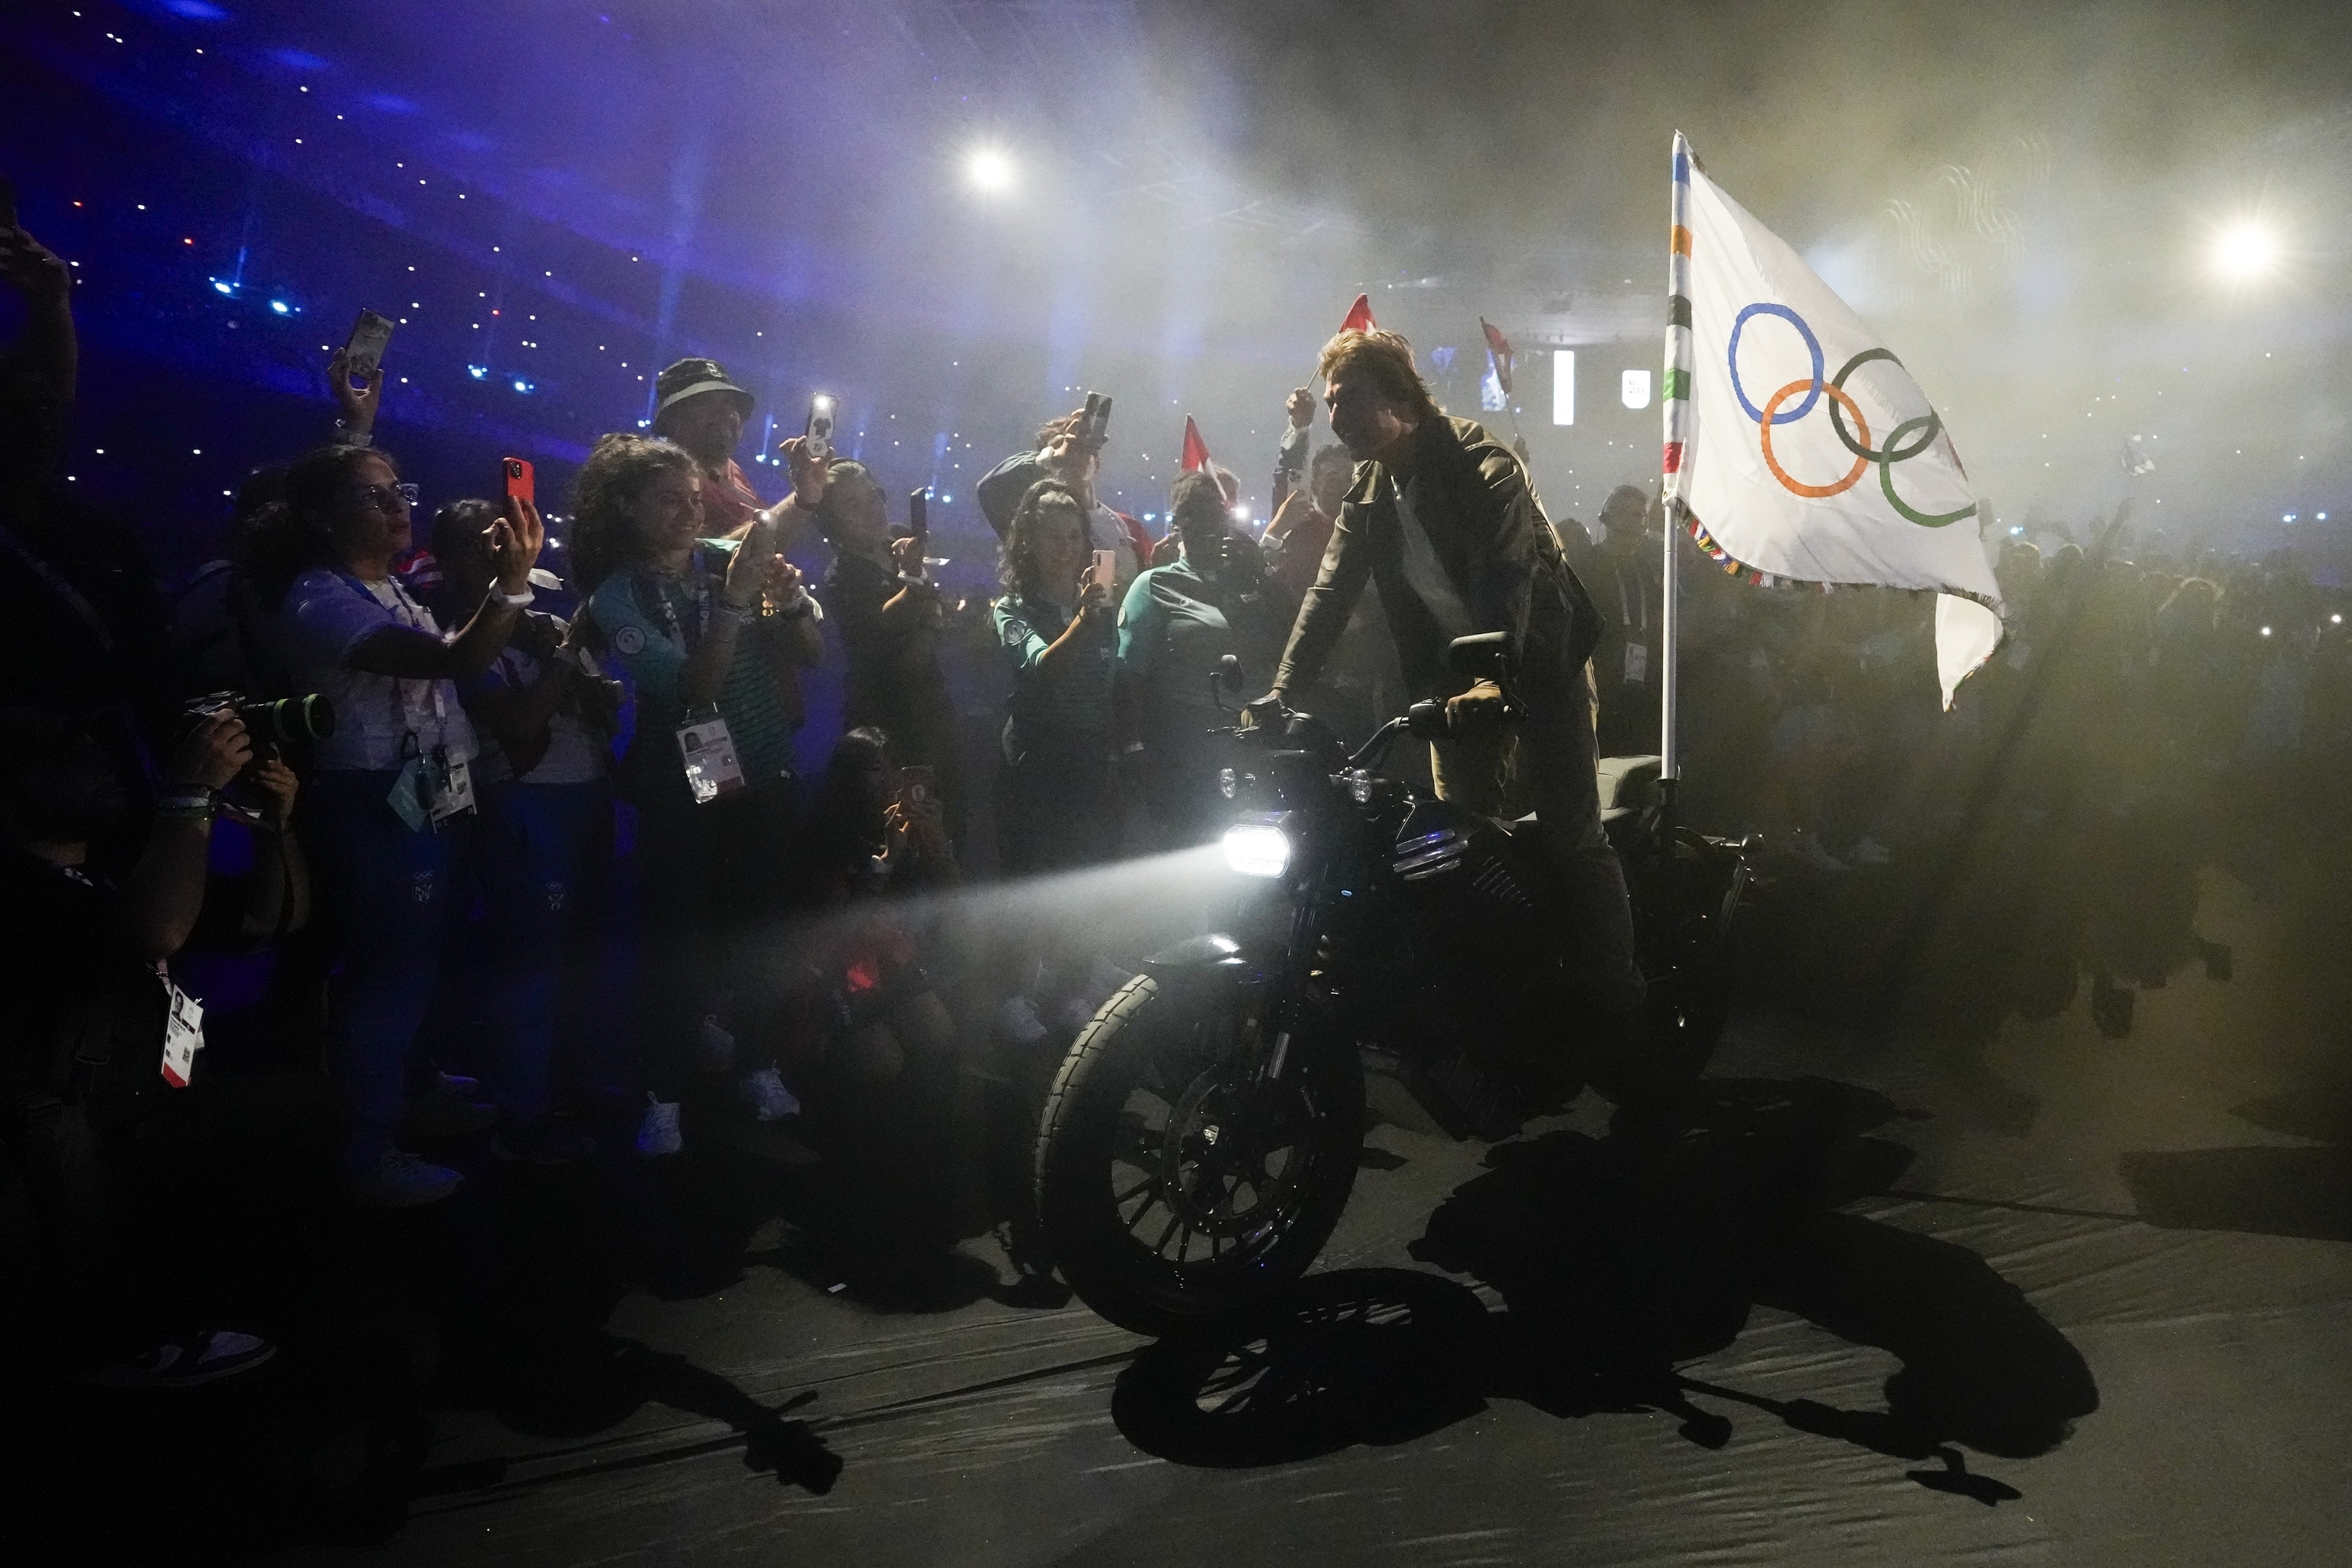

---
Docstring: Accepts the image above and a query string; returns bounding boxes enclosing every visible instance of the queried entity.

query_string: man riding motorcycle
[1248,327,1661,1102]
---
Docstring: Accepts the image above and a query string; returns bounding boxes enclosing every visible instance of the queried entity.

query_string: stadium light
[967,147,1014,193]
[2213,220,2279,281]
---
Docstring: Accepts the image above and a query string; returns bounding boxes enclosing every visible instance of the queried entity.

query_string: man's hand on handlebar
[1444,678,1508,731]
[1240,691,1288,730]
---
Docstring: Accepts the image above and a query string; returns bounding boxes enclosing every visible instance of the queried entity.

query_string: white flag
[1662,132,2003,706]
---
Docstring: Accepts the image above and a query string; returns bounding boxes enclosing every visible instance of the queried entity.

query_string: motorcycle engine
[1387,800,1566,1074]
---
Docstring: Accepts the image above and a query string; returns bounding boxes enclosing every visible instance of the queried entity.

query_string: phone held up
[805,394,838,462]
[1090,549,1119,596]
[344,309,397,381]
[898,764,936,811]
[501,456,535,508]
[1080,390,1113,443]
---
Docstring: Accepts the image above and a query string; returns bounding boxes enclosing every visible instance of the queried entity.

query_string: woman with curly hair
[990,478,1118,878]
[574,431,828,1141]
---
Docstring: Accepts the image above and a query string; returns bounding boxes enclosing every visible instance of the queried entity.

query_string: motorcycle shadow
[1110,1077,2096,1491]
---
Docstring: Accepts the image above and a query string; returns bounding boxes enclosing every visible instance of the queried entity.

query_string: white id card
[678,716,747,805]
[1624,641,1648,684]
[427,755,476,822]
[159,967,204,1089]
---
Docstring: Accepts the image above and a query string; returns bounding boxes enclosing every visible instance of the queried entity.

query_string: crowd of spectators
[3,207,2341,1418]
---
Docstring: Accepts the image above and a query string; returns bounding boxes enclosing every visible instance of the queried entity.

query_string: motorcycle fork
[1244,885,1329,1096]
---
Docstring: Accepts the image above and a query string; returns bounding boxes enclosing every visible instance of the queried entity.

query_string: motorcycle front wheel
[1034,975,1364,1338]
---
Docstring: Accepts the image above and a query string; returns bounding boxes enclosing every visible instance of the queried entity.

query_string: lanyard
[337,572,448,742]
[642,558,713,658]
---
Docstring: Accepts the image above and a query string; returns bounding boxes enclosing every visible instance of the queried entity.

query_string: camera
[181,691,337,747]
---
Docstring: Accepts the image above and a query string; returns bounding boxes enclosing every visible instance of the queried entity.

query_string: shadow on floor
[1110,1077,2096,1503]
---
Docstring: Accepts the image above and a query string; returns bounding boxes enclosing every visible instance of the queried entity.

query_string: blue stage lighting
[466,364,488,380]
[512,378,534,394]
[211,279,234,296]
[269,299,292,315]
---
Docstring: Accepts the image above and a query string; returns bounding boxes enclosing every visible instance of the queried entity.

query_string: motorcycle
[1031,632,1750,1338]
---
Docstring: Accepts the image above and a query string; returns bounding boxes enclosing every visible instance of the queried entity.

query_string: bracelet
[712,598,757,627]
[492,584,535,608]
[155,791,217,821]
[773,592,818,622]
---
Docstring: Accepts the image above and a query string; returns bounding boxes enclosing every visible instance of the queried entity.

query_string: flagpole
[1659,132,1693,792]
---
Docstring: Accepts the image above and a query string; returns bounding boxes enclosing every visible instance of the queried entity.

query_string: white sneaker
[998,995,1048,1044]
[738,1067,802,1123]
[636,1094,683,1157]
[353,1149,463,1208]
[694,1014,739,1074]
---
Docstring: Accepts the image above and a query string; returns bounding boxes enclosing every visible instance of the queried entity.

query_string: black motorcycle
[1031,633,1749,1338]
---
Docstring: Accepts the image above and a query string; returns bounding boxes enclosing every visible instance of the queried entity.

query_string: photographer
[1116,470,1291,848]
[577,433,827,1138]
[433,500,616,1166]
[1,221,168,720]
[811,459,965,845]
[251,444,544,1206]
[976,407,1152,592]
[3,707,341,1385]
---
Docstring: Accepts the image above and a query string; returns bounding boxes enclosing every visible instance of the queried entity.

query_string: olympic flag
[1661,132,2003,710]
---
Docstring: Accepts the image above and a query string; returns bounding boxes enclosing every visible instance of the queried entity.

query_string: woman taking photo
[253,443,542,1207]
[575,433,828,1142]
[991,479,1118,877]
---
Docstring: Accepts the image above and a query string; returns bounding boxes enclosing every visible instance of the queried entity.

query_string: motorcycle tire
[1034,975,1364,1339]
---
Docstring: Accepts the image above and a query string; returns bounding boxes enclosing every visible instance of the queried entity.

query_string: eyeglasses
[347,482,420,513]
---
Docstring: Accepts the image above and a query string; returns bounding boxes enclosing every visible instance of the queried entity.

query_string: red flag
[1180,416,1212,474]
[1480,317,1515,396]
[1340,293,1376,334]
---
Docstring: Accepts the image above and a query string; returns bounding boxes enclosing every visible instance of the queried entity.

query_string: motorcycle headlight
[1221,822,1292,878]
[1218,767,1237,799]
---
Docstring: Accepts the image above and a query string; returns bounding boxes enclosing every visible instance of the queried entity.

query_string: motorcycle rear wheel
[1034,975,1364,1338]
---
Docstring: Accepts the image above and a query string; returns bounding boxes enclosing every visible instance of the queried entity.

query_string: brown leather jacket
[1272,416,1599,707]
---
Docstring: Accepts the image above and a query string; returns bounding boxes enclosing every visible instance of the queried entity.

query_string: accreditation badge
[678,715,747,805]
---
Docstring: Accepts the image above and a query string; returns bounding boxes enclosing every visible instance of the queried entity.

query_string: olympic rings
[1727,300,1978,528]
[1828,348,1941,465]
[1728,303,1823,426]
[1877,416,1978,528]
[1759,378,1870,498]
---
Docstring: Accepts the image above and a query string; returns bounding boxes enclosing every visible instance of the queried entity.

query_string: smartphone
[501,456,535,507]
[805,394,837,461]
[1090,549,1118,593]
[907,486,929,546]
[898,765,935,809]
[344,308,395,381]
[1086,393,1113,443]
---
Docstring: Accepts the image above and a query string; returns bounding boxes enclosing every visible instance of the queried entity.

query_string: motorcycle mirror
[1445,632,1509,678]
[1217,654,1247,691]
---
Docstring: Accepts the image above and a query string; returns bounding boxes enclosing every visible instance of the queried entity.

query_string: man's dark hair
[1308,444,1354,478]
[808,459,876,546]
[1315,329,1443,425]
[1168,470,1227,537]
